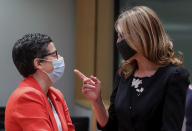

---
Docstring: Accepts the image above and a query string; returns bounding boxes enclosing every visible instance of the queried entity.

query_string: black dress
[98,65,190,131]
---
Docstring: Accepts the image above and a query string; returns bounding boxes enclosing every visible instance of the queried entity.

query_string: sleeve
[185,87,192,131]
[97,73,122,131]
[13,91,52,131]
[161,67,190,131]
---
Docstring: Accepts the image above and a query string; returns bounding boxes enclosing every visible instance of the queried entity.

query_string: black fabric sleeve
[161,67,190,131]
[97,73,122,131]
[186,87,192,131]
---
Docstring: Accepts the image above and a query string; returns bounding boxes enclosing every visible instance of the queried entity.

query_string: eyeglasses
[41,50,58,59]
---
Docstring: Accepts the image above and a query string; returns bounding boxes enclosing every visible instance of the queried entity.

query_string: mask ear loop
[33,58,44,71]
[36,58,54,82]
[38,58,52,62]
[37,58,44,65]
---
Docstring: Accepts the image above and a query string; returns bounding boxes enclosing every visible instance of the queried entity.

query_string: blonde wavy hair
[115,6,183,79]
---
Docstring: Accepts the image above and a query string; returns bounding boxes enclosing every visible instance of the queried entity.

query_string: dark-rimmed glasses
[41,50,58,59]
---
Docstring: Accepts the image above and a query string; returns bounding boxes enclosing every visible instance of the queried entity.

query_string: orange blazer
[5,76,75,131]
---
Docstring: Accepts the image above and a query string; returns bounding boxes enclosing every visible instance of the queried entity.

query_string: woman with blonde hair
[74,6,190,131]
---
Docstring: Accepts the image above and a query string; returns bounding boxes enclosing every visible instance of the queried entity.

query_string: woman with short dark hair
[5,33,75,131]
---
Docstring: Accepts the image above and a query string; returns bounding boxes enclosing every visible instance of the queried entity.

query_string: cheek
[44,63,54,73]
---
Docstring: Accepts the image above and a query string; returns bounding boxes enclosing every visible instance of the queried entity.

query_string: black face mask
[116,39,136,60]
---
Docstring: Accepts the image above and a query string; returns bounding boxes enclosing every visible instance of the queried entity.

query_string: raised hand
[74,69,101,102]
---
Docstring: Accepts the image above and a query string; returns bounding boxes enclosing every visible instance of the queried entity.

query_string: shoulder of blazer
[15,86,44,97]
[160,65,190,90]
[16,86,46,101]
[11,86,47,108]
[164,65,189,79]
[6,86,47,115]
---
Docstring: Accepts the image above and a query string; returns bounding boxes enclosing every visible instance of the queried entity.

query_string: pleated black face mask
[116,39,137,60]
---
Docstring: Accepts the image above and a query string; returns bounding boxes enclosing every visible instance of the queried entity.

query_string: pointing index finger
[74,69,88,80]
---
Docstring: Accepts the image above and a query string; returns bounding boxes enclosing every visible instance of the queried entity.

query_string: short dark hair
[12,33,53,77]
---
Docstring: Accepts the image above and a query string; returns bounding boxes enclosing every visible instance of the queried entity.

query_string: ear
[33,58,42,70]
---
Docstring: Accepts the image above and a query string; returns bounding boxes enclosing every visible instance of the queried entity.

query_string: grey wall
[0,0,92,130]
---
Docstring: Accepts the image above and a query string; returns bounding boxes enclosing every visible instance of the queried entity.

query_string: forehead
[47,42,56,52]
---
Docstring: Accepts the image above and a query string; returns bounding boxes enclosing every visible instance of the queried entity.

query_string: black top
[186,85,192,131]
[98,65,190,131]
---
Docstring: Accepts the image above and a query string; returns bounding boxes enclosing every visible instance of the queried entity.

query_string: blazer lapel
[48,89,68,131]
[44,95,59,131]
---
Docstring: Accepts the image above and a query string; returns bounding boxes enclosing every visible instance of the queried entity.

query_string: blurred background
[0,0,191,131]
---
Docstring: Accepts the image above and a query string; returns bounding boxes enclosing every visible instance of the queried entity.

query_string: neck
[134,55,160,77]
[32,71,52,95]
